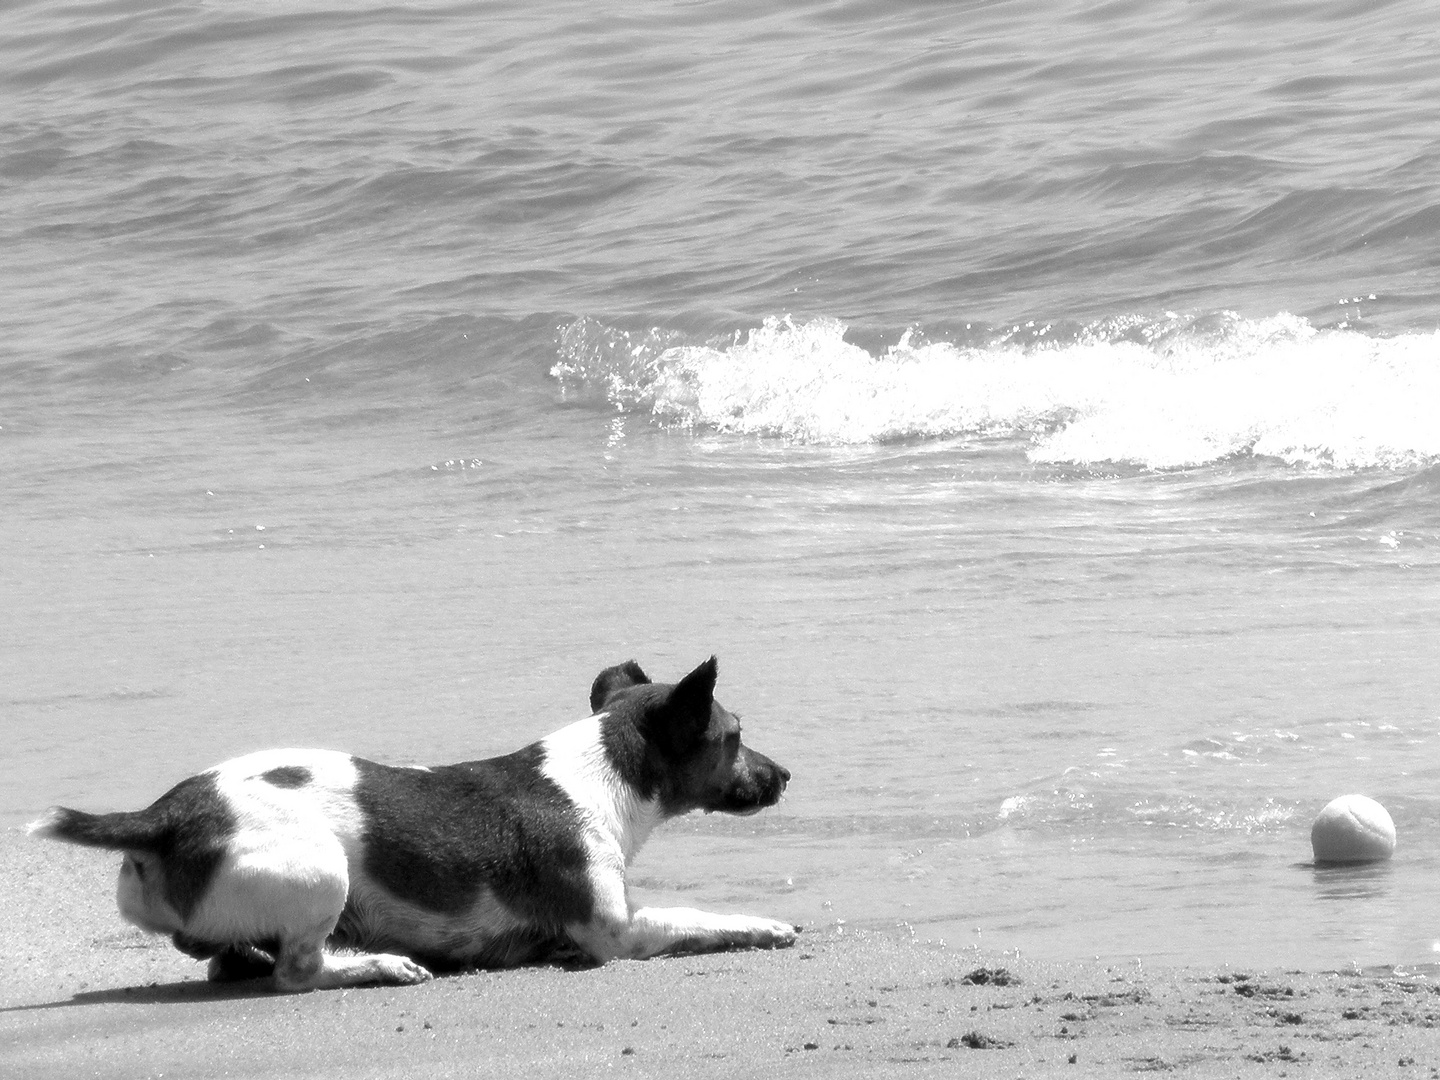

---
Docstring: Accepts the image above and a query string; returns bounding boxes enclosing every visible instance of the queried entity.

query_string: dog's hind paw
[207,944,278,982]
[373,953,434,985]
[299,951,435,990]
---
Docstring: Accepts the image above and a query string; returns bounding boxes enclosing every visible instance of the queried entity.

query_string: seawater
[3,0,1440,969]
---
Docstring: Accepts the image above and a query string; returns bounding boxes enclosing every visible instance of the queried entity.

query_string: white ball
[1311,794,1396,863]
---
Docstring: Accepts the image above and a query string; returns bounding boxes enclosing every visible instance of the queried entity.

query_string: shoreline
[5,835,1439,1078]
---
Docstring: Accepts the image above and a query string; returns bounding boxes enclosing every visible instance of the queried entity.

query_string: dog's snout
[712,746,789,815]
[764,760,790,802]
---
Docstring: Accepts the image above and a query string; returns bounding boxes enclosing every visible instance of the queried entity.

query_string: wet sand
[4,831,1439,1078]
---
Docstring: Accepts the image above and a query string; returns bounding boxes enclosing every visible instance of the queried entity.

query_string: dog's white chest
[539,715,664,866]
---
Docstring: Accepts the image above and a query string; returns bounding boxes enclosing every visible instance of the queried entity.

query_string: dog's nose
[778,765,791,784]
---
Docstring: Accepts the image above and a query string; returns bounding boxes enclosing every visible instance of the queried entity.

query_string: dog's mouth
[702,774,787,816]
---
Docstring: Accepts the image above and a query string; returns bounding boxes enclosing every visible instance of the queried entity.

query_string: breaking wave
[552,312,1440,470]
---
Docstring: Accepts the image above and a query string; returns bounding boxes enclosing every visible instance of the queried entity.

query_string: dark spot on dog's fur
[260,766,311,789]
[351,749,594,931]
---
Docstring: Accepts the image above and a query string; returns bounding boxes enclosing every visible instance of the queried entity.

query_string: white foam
[1033,315,1440,470]
[649,316,1081,445]
[553,312,1440,470]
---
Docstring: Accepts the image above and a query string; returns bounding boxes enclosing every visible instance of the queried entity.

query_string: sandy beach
[4,832,1438,1079]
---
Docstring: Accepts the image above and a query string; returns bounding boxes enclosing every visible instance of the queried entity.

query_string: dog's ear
[642,656,719,751]
[669,655,717,720]
[589,660,651,713]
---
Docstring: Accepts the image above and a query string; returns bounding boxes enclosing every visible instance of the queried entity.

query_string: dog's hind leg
[180,827,429,991]
[210,943,279,982]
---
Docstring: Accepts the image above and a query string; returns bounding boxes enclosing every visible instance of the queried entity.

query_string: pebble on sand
[1311,794,1396,863]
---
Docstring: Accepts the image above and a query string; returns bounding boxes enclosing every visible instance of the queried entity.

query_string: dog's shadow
[2,951,603,1014]
[1,977,277,1013]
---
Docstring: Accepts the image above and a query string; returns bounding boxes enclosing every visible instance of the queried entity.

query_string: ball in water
[1311,794,1396,863]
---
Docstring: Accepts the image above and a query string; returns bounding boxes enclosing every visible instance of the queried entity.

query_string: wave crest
[551,312,1440,470]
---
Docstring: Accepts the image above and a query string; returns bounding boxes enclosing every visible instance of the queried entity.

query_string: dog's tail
[27,805,170,852]
[30,772,224,853]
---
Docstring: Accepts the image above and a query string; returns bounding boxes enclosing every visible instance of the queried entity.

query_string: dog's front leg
[570,882,798,961]
[626,905,800,958]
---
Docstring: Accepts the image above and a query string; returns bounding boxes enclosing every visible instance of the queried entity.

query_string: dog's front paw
[739,916,800,950]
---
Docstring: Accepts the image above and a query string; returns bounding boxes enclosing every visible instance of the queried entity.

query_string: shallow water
[4,0,1440,968]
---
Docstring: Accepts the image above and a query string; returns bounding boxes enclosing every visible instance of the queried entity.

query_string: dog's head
[591,656,790,818]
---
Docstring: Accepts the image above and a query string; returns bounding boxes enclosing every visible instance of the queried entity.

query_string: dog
[29,656,797,991]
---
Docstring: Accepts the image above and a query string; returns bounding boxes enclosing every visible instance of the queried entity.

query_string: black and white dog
[29,657,797,991]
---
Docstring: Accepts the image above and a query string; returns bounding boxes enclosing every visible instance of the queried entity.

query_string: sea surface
[4,0,1440,971]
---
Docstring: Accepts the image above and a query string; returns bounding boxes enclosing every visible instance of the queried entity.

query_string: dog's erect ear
[642,656,719,751]
[669,655,718,720]
[589,660,651,713]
